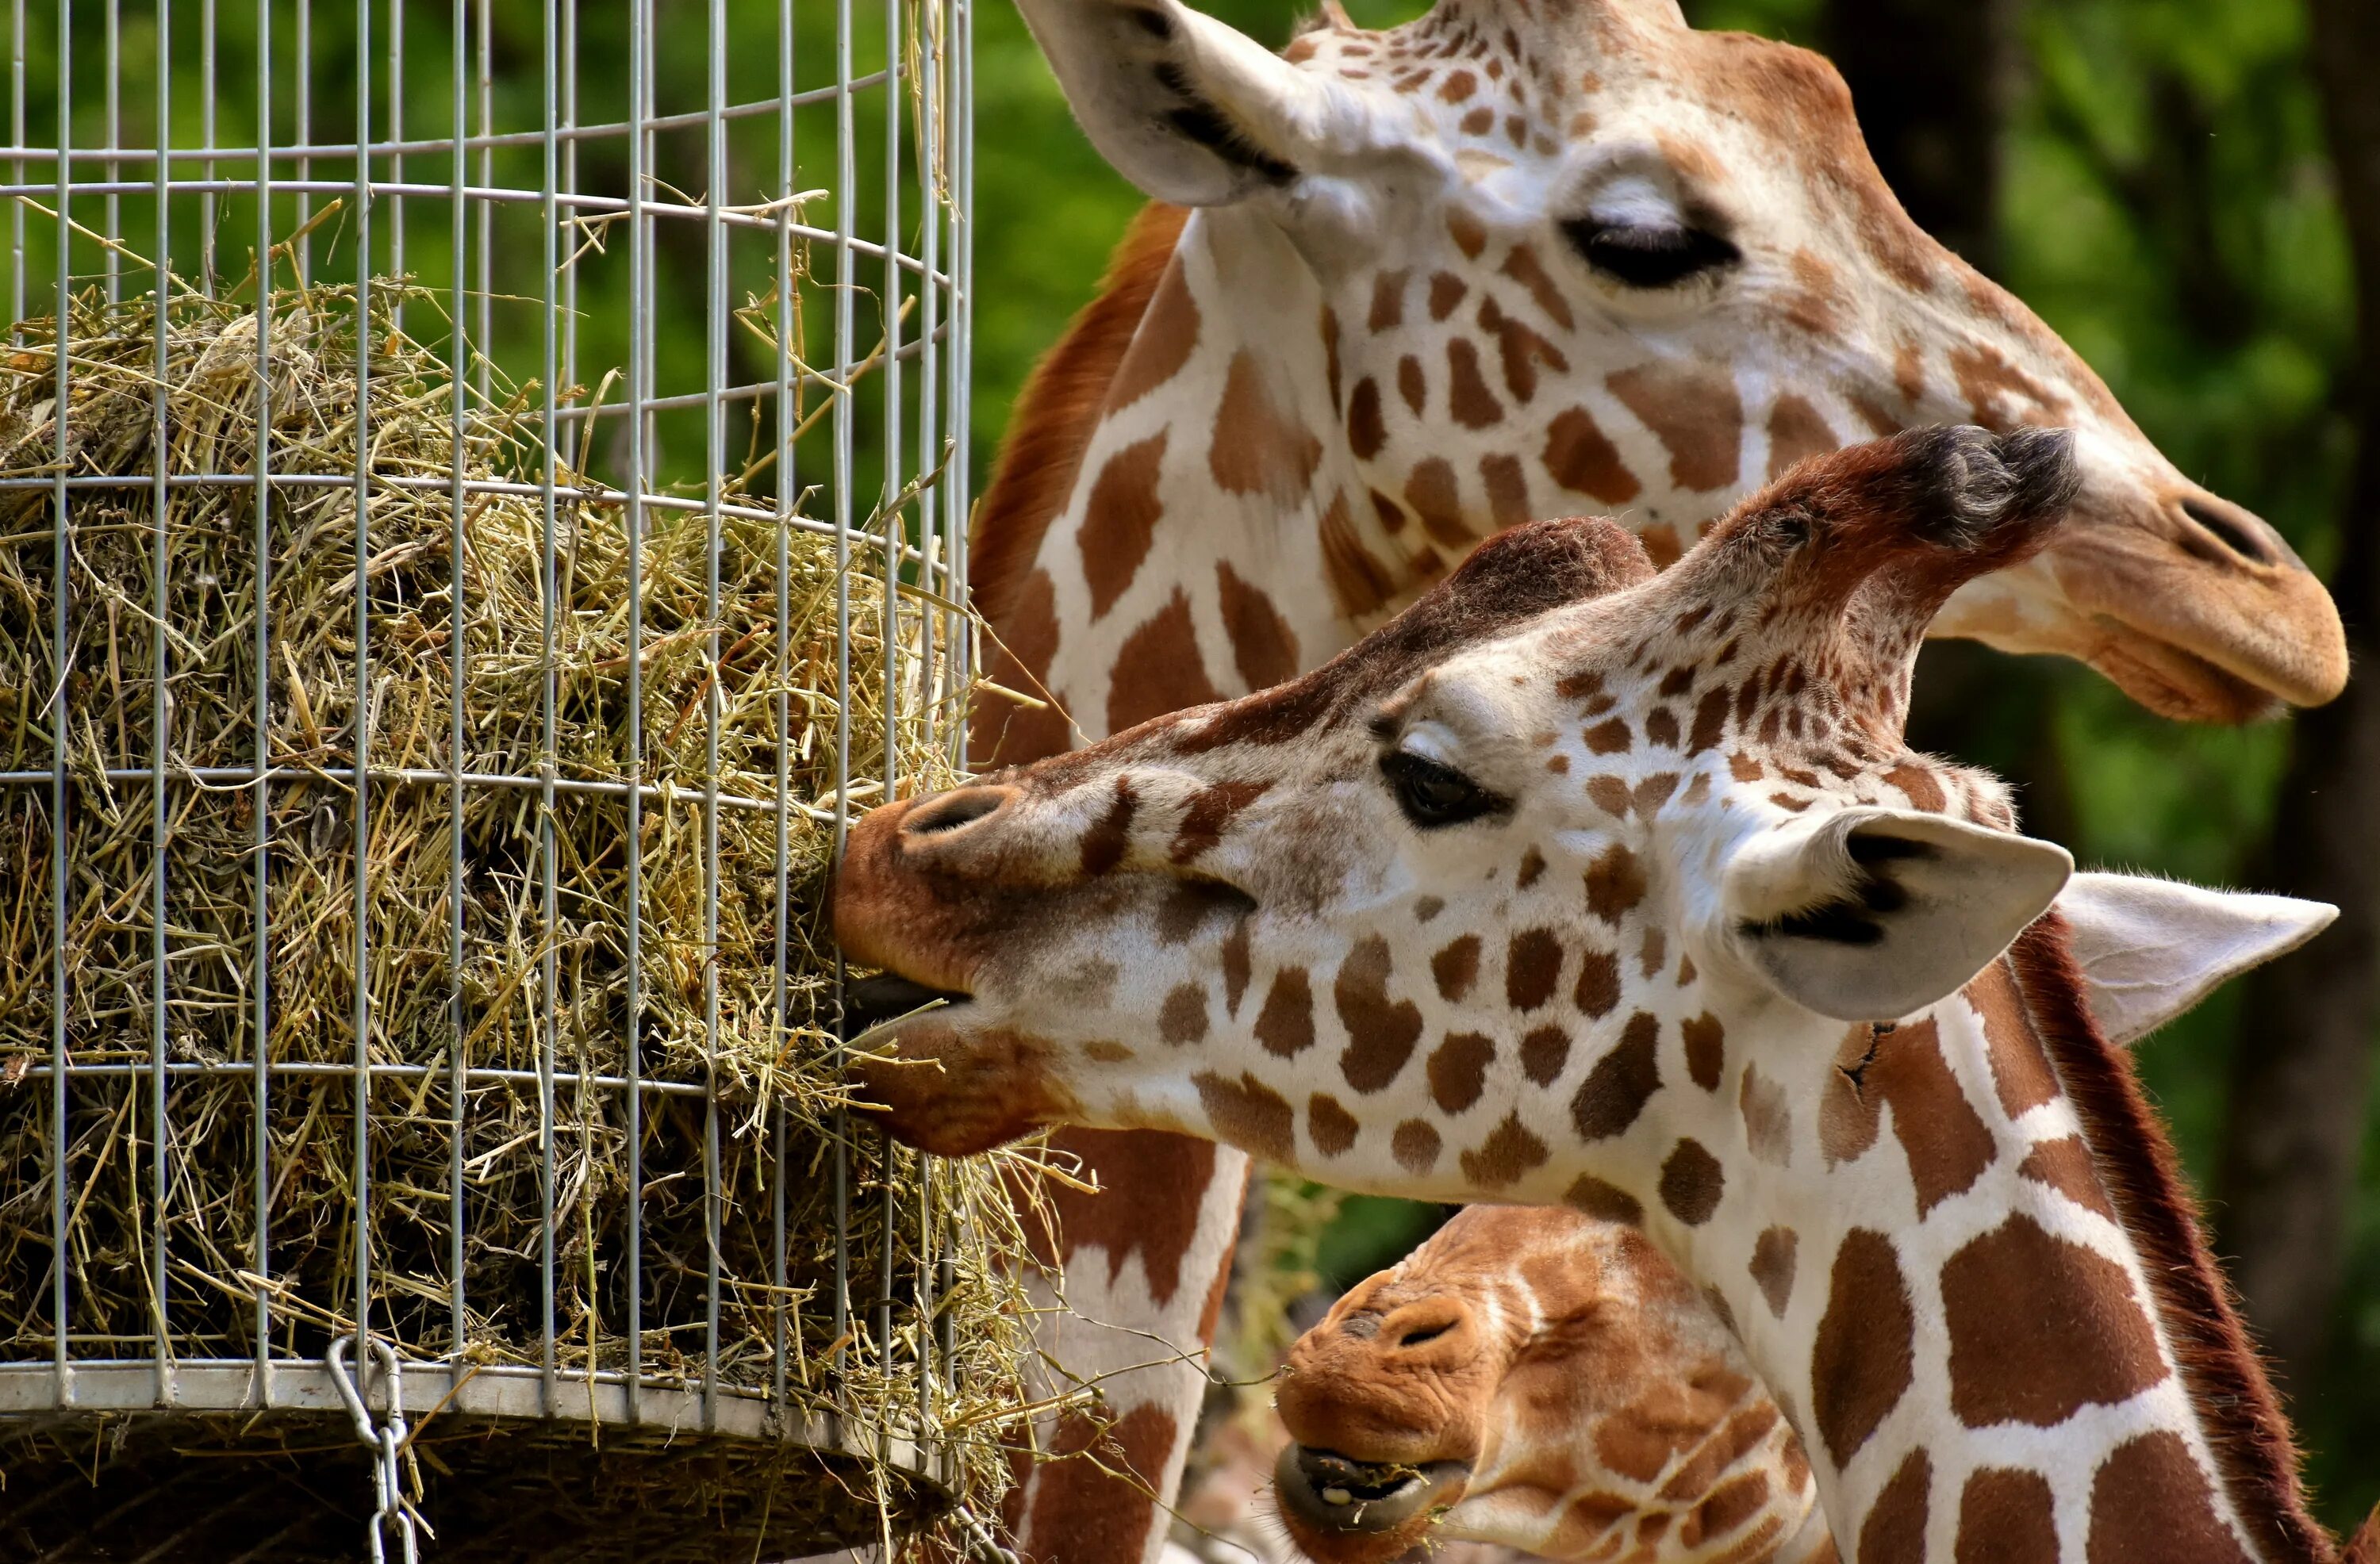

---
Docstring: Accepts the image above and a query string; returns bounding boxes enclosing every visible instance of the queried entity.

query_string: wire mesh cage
[0,2,1024,1558]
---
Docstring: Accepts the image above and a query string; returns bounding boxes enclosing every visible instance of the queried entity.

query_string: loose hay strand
[0,282,1046,1547]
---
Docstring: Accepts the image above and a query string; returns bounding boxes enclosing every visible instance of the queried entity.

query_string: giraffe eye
[1560,217,1740,289]
[1380,749,1507,829]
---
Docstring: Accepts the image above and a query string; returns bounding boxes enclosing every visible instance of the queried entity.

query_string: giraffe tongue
[839,974,971,1038]
[1274,1445,1469,1535]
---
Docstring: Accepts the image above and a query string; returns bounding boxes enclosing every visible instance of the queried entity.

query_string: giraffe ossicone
[841,428,2341,1561]
[1264,876,2331,1564]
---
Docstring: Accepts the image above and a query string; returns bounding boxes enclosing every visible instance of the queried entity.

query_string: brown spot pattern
[1584,843,1647,922]
[1461,1113,1550,1189]
[1875,1018,1998,1214]
[1659,1138,1725,1225]
[1081,778,1138,877]
[1431,935,1481,1002]
[1740,1064,1791,1166]
[1957,1468,2058,1564]
[1565,1174,1642,1225]
[1397,354,1427,416]
[1499,243,1575,331]
[1683,1013,1726,1091]
[1750,1226,1798,1317]
[1160,985,1207,1046]
[1505,928,1564,1011]
[1857,1449,1930,1564]
[1107,256,1200,411]
[2018,1135,2116,1218]
[1811,1228,1914,1465]
[1429,271,1468,321]
[2085,1432,2251,1564]
[1220,921,1251,1017]
[1447,339,1502,427]
[1079,433,1169,620]
[1254,968,1315,1058]
[1607,362,1745,492]
[1318,489,1395,617]
[1480,452,1530,527]
[1574,949,1620,1018]
[1212,562,1299,692]
[1543,405,1641,504]
[1765,393,1837,480]
[1520,1025,1569,1086]
[1210,350,1322,500]
[1971,960,2059,1117]
[1307,1094,1358,1157]
[1944,1214,2169,1428]
[1107,590,1223,734]
[1572,1011,1660,1140]
[1169,778,1270,864]
[1392,1118,1442,1174]
[1337,937,1425,1093]
[1427,1032,1495,1114]
[1345,376,1386,461]
[1194,1071,1295,1163]
[1404,456,1472,548]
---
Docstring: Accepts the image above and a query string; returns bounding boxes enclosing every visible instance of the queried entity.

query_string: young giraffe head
[985,0,2344,741]
[839,427,2344,1559]
[1264,897,2332,1564]
[1272,1204,1830,1564]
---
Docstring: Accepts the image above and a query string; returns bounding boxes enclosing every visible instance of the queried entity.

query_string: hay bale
[0,286,1042,1558]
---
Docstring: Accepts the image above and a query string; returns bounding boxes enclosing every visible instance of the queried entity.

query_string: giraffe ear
[2056,872,2336,1046]
[1015,0,1331,205]
[1722,807,2073,1023]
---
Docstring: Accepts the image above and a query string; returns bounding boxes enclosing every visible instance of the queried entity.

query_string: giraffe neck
[1697,918,2317,1562]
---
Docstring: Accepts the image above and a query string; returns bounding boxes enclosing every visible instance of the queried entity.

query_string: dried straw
[0,284,1052,1557]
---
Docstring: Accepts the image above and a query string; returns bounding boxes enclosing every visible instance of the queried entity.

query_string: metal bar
[769,0,796,1427]
[347,0,374,1370]
[701,0,727,1435]
[148,0,173,1411]
[0,765,868,819]
[9,0,22,327]
[249,0,274,1405]
[830,0,858,1397]
[293,0,307,289]
[198,0,213,290]
[622,0,649,1427]
[449,0,476,1370]
[533,0,562,1401]
[49,0,74,1412]
[104,0,119,301]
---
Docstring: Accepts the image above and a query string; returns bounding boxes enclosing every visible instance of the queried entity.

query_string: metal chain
[326,1335,420,1564]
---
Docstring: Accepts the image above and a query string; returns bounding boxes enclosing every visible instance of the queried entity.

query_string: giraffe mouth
[840,973,973,1041]
[1273,1444,1470,1535]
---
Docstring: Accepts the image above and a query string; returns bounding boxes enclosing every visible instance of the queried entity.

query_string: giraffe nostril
[904,788,1008,838]
[1394,1320,1453,1348]
[2178,495,2277,568]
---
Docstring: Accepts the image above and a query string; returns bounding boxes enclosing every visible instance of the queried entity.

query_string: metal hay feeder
[0,0,986,1556]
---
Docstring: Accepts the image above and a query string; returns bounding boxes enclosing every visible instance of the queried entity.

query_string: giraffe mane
[969,201,1190,633]
[2010,914,2332,1562]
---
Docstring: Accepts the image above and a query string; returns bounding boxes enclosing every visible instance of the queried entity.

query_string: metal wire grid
[0,0,973,1531]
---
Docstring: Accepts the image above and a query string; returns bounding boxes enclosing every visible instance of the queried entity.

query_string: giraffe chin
[846,1018,1073,1158]
[1270,1444,1469,1564]
[2082,628,2281,726]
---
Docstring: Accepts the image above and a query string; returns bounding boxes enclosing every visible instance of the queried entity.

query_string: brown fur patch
[1574,949,1620,1018]
[1520,1025,1569,1086]
[1480,453,1530,528]
[1405,455,1473,549]
[1429,271,1469,322]
[1607,362,1745,491]
[1337,936,1426,1093]
[1740,1063,1791,1165]
[1318,489,1396,618]
[1220,919,1251,1017]
[1432,935,1481,1001]
[1107,589,1223,734]
[1499,242,1575,331]
[1255,967,1315,1058]
[1750,1226,1798,1317]
[1876,1018,1998,1214]
[1027,1127,1219,1305]
[1971,958,2059,1117]
[1161,984,1208,1046]
[1427,1032,1495,1114]
[1766,393,1837,480]
[1958,1467,2058,1564]
[1543,404,1641,504]
[1210,349,1323,500]
[2085,1432,2252,1564]
[1857,1448,1931,1564]
[1308,1094,1358,1157]
[1398,354,1427,416]
[1169,777,1270,864]
[1571,1011,1661,1140]
[1583,842,1647,921]
[1392,1117,1442,1174]
[1460,1112,1549,1188]
[1079,432,1169,620]
[1346,375,1387,460]
[1659,1138,1725,1225]
[1566,1174,1643,1225]
[1369,270,1407,332]
[973,566,1072,767]
[1943,1212,2169,1428]
[1504,928,1564,1011]
[1194,1071,1296,1162]
[971,202,1187,637]
[1213,561,1300,691]
[1683,1013,1726,1091]
[1019,1400,1182,1564]
[2018,1134,2116,1218]
[1810,1228,1914,1465]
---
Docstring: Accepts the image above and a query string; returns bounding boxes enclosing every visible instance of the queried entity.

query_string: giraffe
[838,427,2369,1558]
[1266,895,2335,1564]
[965,0,2349,1549]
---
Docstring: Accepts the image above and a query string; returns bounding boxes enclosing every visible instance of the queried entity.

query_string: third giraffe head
[1008,0,2344,722]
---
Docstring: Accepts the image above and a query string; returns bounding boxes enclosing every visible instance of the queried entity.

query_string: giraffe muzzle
[1272,1443,1470,1538]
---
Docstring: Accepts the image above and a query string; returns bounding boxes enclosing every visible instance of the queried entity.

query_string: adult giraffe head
[975,0,2344,763]
[843,429,2346,1559]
